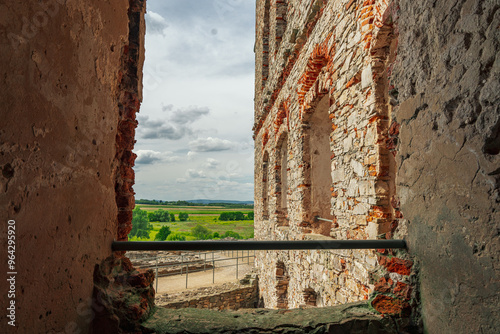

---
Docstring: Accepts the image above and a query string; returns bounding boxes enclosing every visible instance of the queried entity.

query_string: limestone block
[354,215,368,226]
[343,136,352,152]
[351,159,364,177]
[361,65,372,89]
[366,221,378,239]
[347,178,359,197]
[331,166,345,183]
[359,180,375,195]
[352,202,370,215]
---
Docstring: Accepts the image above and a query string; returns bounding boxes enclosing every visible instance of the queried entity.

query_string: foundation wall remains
[161,281,259,311]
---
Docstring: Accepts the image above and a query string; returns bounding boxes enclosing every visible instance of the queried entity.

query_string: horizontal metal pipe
[315,217,334,222]
[112,240,406,251]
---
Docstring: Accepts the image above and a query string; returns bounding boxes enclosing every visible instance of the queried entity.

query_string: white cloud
[137,105,210,140]
[186,169,206,179]
[187,151,198,160]
[145,11,168,36]
[135,150,178,165]
[188,137,234,152]
[170,106,210,124]
[133,0,256,201]
[203,158,220,169]
[137,115,190,140]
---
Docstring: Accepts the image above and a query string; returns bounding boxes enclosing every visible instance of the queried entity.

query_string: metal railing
[130,250,256,291]
[112,239,407,252]
[118,239,406,294]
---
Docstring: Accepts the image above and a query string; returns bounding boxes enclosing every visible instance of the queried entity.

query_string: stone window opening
[276,133,288,226]
[302,288,318,307]
[262,151,270,220]
[302,94,334,237]
[261,0,270,88]
[275,261,289,309]
[274,0,288,52]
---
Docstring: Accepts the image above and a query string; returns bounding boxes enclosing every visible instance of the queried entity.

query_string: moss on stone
[142,301,398,333]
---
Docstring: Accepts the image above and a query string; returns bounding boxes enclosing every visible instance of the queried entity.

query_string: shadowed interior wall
[306,95,333,233]
[0,1,130,332]
[394,0,500,332]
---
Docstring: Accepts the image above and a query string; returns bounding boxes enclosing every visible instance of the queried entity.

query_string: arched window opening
[276,133,288,226]
[305,95,334,236]
[275,0,288,51]
[262,151,270,220]
[262,0,270,88]
[276,261,289,309]
[303,288,317,306]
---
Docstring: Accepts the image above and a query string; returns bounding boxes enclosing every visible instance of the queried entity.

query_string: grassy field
[128,204,254,241]
[137,204,253,215]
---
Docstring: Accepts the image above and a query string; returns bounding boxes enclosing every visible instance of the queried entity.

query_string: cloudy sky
[133,0,256,201]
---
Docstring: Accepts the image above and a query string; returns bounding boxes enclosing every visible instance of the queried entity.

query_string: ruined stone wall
[254,0,498,331]
[253,0,413,311]
[161,282,259,311]
[393,0,500,332]
[0,1,142,332]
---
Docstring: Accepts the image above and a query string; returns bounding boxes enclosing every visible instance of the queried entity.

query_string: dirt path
[155,251,255,294]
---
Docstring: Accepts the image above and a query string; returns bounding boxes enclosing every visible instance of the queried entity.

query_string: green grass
[129,204,254,241]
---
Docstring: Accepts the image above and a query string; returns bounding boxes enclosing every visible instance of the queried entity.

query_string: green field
[137,204,253,215]
[128,204,254,241]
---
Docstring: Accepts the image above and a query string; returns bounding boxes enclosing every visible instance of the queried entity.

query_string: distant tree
[219,212,232,221]
[213,232,220,239]
[178,212,189,221]
[129,207,152,239]
[157,209,170,222]
[147,211,158,222]
[219,211,245,221]
[246,212,254,220]
[135,230,150,239]
[191,224,212,240]
[170,213,175,222]
[148,209,170,222]
[155,226,171,241]
[233,212,245,221]
[166,233,186,241]
[223,230,242,239]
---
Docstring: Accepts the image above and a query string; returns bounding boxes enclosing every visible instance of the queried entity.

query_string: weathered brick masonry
[254,0,413,313]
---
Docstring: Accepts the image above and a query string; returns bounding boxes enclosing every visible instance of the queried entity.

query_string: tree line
[128,207,189,239]
[151,224,248,241]
[146,209,188,222]
[218,211,254,221]
[136,199,254,209]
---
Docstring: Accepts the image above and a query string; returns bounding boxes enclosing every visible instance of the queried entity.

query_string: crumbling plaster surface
[393,0,500,332]
[0,1,129,332]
